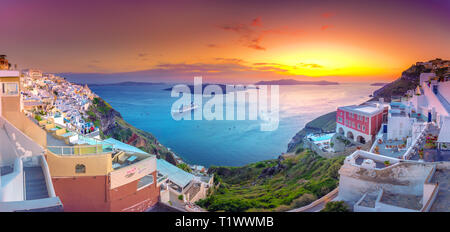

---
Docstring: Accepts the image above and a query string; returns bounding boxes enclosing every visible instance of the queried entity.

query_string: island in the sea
[255,79,339,85]
[87,81,165,86]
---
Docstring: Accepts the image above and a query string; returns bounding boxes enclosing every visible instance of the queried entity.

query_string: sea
[90,82,380,167]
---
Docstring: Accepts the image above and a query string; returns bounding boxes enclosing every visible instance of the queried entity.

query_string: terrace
[410,124,450,162]
[306,132,335,152]
[111,151,152,170]
[373,133,408,159]
[345,150,401,170]
[379,190,422,211]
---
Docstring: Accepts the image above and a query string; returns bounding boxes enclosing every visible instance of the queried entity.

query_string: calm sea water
[90,83,380,167]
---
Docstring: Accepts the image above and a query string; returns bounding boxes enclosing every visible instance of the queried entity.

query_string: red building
[336,99,388,144]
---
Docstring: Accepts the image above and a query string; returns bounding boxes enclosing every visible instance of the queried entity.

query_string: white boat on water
[172,103,199,113]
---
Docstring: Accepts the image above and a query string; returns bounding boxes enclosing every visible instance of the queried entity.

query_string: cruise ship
[172,103,199,114]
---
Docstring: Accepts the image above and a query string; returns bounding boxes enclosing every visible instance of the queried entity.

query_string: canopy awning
[157,159,195,189]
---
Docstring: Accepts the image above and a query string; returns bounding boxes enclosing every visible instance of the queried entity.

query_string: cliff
[85,97,178,165]
[371,62,431,101]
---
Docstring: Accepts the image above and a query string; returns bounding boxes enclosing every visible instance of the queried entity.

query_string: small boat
[172,102,199,113]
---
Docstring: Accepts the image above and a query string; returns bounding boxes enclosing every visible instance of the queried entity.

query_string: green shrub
[34,114,42,121]
[320,201,350,212]
[292,193,316,208]
[177,163,192,173]
[178,195,183,200]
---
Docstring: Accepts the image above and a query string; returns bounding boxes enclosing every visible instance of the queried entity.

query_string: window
[365,117,369,122]
[362,125,365,131]
[338,117,343,123]
[137,174,154,190]
[2,82,19,96]
[352,122,355,128]
[358,124,361,130]
[75,164,86,173]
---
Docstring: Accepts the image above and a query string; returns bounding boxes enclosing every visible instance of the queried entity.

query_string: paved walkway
[289,188,339,212]
[430,169,450,212]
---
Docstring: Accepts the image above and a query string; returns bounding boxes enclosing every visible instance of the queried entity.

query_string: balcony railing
[47,144,113,156]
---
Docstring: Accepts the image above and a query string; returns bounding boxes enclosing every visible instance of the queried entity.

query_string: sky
[1,0,449,83]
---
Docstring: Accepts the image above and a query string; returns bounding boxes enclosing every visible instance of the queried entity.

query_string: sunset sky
[1,0,449,83]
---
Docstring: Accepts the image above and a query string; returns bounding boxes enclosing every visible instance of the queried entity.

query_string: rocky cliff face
[86,97,177,165]
[372,63,429,101]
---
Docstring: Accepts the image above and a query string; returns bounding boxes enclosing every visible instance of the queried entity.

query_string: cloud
[251,17,262,27]
[297,63,323,68]
[207,43,219,48]
[214,58,245,63]
[321,25,333,30]
[218,20,266,51]
[138,53,148,57]
[321,12,336,18]
[217,17,304,51]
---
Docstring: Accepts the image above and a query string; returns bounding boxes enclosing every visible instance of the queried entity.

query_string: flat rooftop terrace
[340,104,382,114]
[355,157,385,169]
[374,134,407,159]
[380,191,422,211]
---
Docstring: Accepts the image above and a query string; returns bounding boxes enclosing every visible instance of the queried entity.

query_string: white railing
[369,125,385,153]
[420,165,439,212]
[403,123,429,160]
[0,158,24,202]
[38,155,56,198]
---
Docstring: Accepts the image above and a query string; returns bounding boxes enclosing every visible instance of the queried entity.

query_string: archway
[338,127,344,135]
[357,135,366,144]
[347,131,354,141]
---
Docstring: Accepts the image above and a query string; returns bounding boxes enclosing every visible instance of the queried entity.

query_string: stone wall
[338,161,434,204]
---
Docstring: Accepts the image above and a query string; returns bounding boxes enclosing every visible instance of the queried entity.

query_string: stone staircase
[24,166,49,200]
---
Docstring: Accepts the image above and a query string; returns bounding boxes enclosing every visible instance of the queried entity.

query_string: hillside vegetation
[86,97,177,164]
[197,150,345,212]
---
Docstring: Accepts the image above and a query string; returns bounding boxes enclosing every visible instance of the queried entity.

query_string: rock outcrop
[86,97,177,165]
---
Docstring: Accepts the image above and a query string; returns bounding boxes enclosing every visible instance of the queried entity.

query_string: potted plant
[384,160,390,167]
[419,149,424,160]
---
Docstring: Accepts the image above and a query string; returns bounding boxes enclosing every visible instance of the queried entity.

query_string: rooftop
[373,133,408,159]
[157,159,195,189]
[380,190,422,210]
[339,102,384,115]
[0,70,19,77]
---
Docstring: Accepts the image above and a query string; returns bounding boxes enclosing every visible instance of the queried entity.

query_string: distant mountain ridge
[87,81,165,86]
[255,79,339,85]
